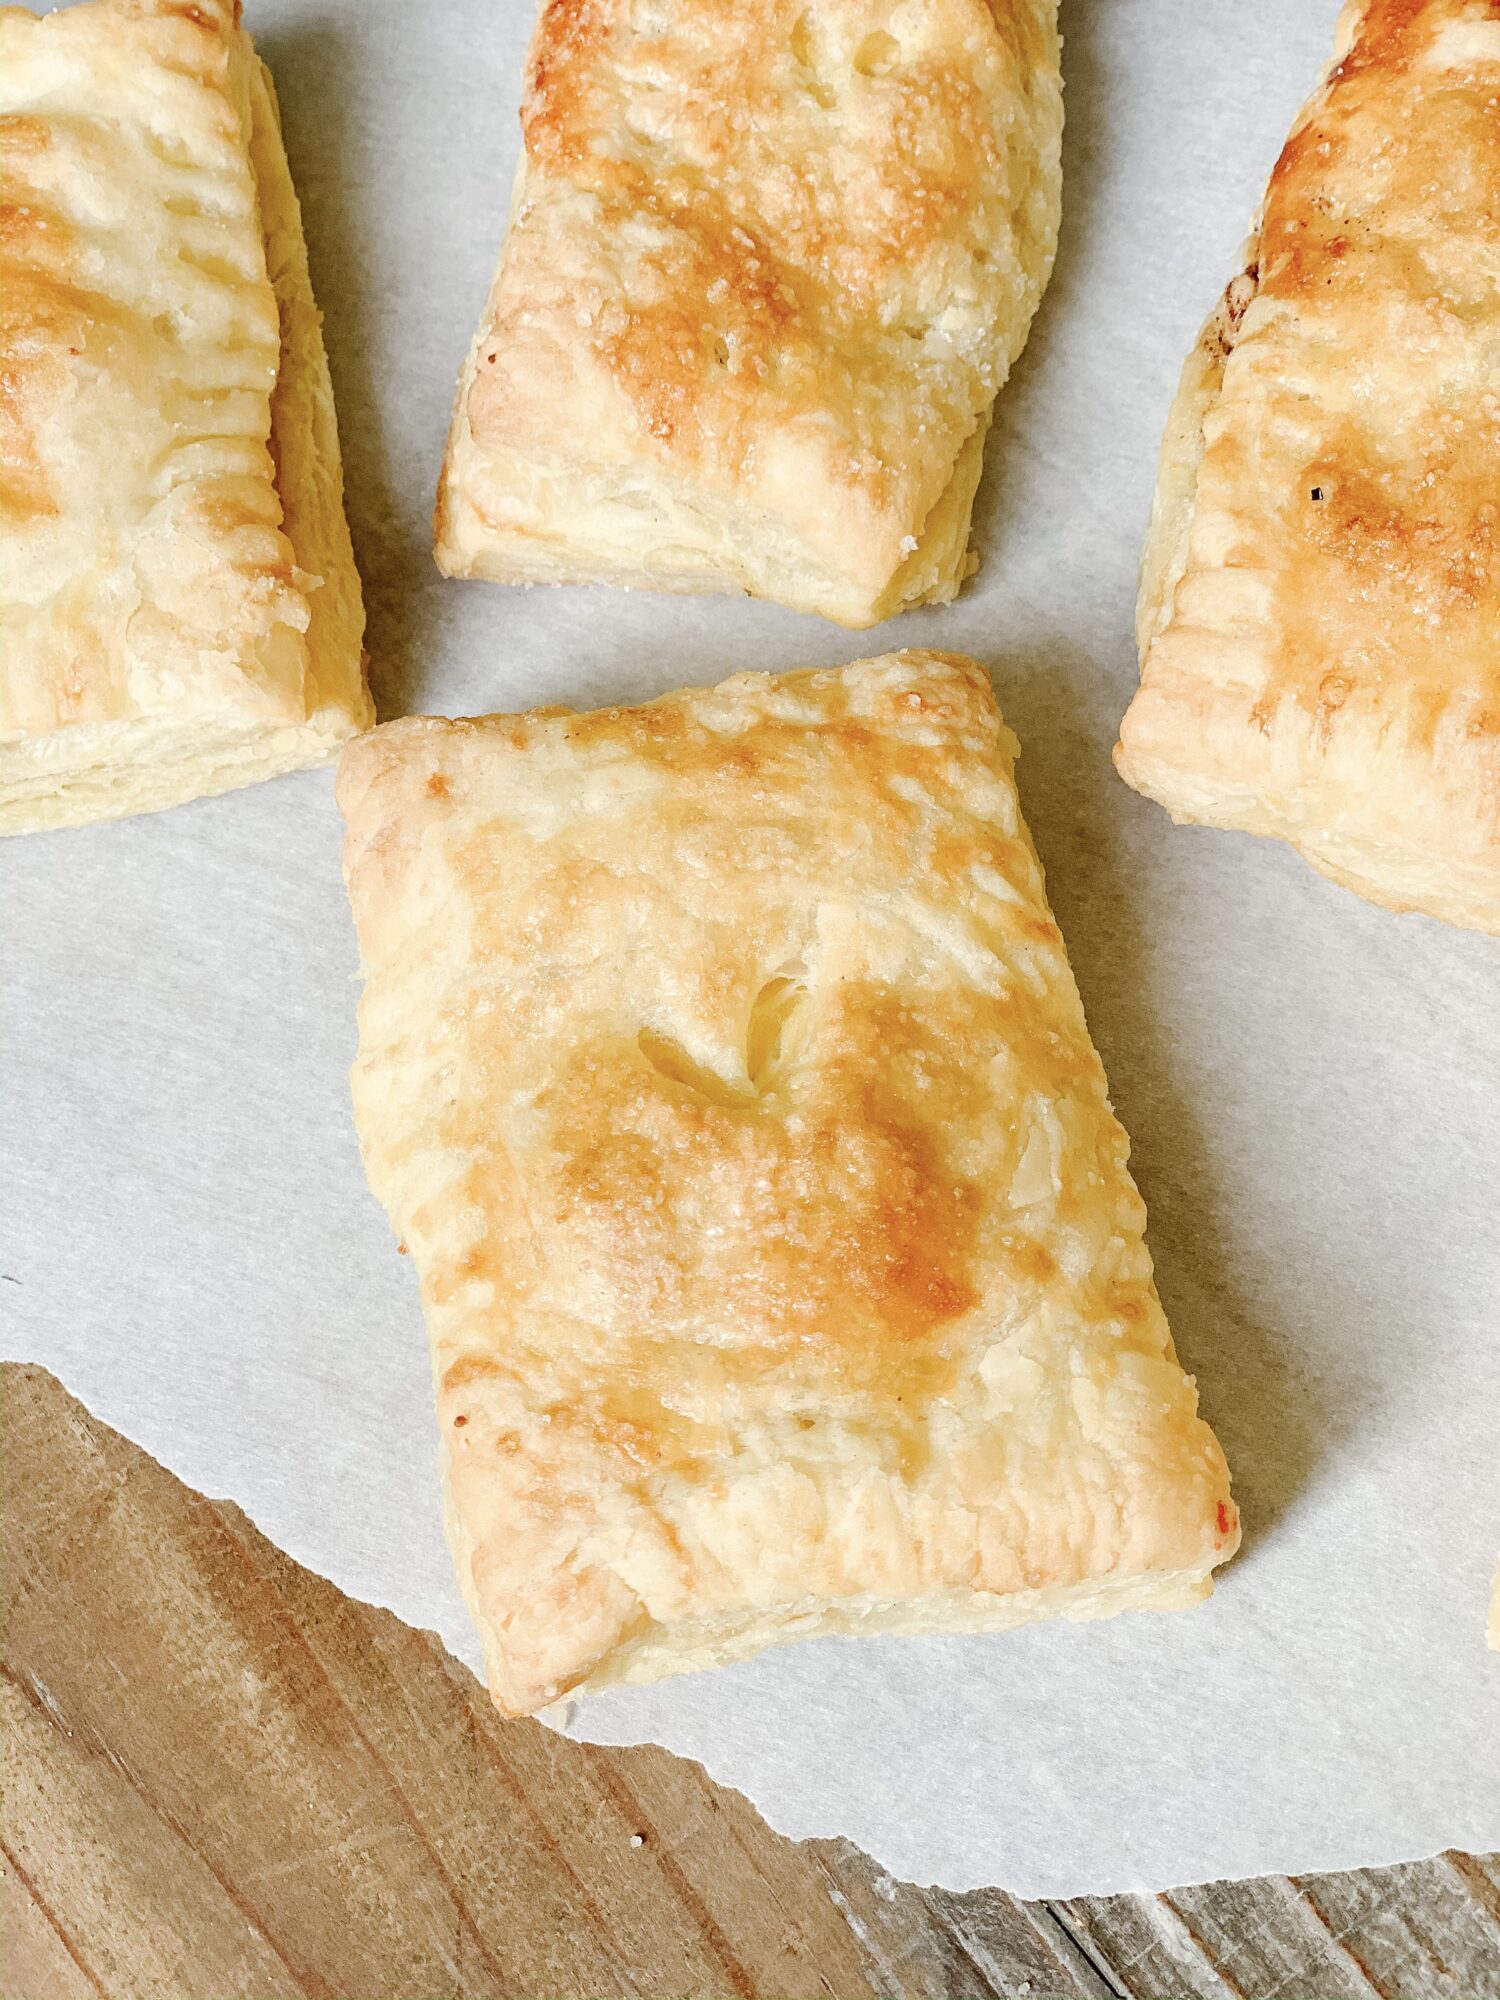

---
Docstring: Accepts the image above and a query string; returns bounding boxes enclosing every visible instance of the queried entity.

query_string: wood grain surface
[4,1362,1498,2000]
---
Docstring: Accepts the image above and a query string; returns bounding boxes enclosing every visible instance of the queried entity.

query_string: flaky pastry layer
[434,0,1062,628]
[340,652,1237,1715]
[0,0,371,835]
[1117,0,1500,934]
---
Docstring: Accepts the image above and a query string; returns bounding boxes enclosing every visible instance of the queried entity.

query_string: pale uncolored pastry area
[0,0,371,835]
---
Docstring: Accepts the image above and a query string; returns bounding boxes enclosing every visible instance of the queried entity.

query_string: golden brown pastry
[1117,0,1500,934]
[339,651,1238,1716]
[433,1,1063,629]
[0,0,371,836]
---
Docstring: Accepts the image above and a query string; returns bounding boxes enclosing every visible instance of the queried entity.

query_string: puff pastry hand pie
[1117,0,1500,933]
[0,0,371,836]
[433,1,1063,629]
[339,651,1238,1715]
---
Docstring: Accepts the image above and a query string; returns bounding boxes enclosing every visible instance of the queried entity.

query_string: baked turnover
[1117,0,1500,933]
[434,1,1063,628]
[0,0,371,836]
[340,652,1238,1715]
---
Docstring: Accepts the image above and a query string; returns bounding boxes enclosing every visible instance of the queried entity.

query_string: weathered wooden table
[5,1364,1497,2000]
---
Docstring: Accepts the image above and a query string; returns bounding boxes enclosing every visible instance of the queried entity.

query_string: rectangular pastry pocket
[434,1,1063,628]
[1117,0,1500,934]
[0,0,371,834]
[339,651,1238,1714]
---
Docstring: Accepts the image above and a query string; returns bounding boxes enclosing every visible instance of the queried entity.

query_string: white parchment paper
[5,0,1499,1897]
